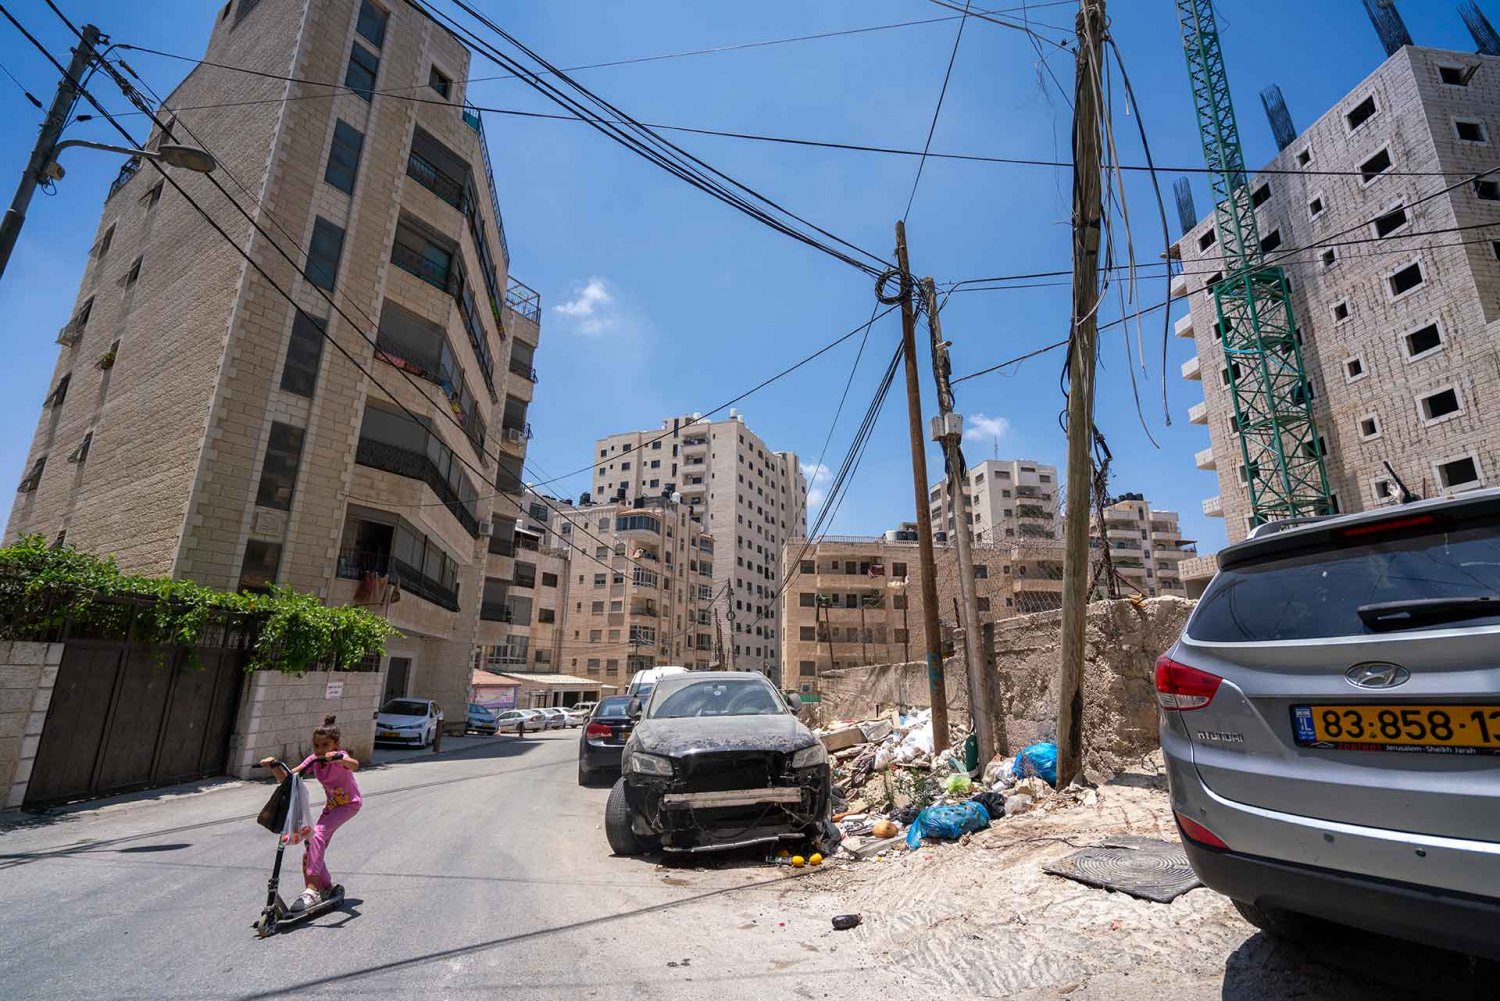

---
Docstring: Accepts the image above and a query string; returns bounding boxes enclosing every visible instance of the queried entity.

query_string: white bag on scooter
[281,773,313,845]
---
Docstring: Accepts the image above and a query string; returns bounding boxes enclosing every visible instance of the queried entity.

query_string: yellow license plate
[1293,704,1500,754]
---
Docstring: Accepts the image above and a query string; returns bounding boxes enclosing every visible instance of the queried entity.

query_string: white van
[626,665,689,707]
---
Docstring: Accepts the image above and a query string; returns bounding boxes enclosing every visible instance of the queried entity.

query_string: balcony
[479,601,513,622]
[1195,446,1216,471]
[504,277,541,323]
[508,358,537,382]
[500,423,532,450]
[1174,313,1194,338]
[1188,400,1208,425]
[106,156,142,201]
[460,105,509,263]
[616,514,661,537]
[336,549,459,612]
[355,437,480,537]
[391,239,453,293]
[1017,505,1050,520]
[630,600,659,618]
[1203,495,1224,517]
[632,568,661,589]
[406,150,466,211]
[1181,355,1202,381]
[1170,272,1189,299]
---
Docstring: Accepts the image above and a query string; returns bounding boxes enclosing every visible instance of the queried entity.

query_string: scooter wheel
[255,912,277,938]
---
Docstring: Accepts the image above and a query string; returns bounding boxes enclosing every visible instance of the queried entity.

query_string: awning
[488,672,615,690]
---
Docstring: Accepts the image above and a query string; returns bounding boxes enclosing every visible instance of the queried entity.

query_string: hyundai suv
[1158,489,1500,960]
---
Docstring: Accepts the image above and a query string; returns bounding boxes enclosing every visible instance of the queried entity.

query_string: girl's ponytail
[314,714,341,745]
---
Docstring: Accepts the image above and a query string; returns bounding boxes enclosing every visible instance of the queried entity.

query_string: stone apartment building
[592,410,806,676]
[778,536,1068,693]
[1175,44,1500,544]
[928,458,1061,543]
[1092,494,1192,598]
[6,0,543,734]
[476,488,571,674]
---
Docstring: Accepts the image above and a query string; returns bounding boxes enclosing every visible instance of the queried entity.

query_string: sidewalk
[369,727,569,767]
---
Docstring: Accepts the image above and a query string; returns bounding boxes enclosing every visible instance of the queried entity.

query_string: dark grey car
[1159,489,1500,959]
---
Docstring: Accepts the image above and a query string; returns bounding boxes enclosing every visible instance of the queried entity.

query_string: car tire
[605,778,645,855]
[1233,899,1316,939]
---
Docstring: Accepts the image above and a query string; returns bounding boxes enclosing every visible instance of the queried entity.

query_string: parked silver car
[1159,489,1500,960]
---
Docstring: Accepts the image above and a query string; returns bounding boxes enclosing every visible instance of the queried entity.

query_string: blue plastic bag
[1014,742,1058,786]
[904,801,992,848]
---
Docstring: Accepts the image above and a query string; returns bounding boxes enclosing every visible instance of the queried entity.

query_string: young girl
[261,714,362,912]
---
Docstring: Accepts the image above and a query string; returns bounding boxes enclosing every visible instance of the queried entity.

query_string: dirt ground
[806,757,1499,1001]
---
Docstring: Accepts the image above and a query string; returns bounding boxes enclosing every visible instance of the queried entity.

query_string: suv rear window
[1190,517,1500,641]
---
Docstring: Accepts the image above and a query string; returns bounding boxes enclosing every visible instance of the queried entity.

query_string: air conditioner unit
[56,322,81,347]
[478,519,494,537]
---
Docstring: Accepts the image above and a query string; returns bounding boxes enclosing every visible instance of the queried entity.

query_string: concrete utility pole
[921,277,998,765]
[0,24,100,283]
[1056,0,1108,790]
[894,221,950,754]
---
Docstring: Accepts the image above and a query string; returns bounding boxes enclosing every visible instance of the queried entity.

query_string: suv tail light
[1155,654,1223,711]
[584,721,612,738]
[1175,812,1230,849]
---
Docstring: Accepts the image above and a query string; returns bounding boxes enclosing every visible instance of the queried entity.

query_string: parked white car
[375,698,442,747]
[534,708,569,730]
[493,709,543,734]
[560,707,588,728]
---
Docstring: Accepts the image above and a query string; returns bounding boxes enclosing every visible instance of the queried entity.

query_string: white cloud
[964,413,1011,444]
[553,277,621,336]
[801,462,831,509]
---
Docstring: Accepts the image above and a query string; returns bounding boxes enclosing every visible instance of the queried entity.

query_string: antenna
[1363,0,1413,56]
[1460,1,1500,56]
[1172,177,1197,235]
[1259,84,1297,151]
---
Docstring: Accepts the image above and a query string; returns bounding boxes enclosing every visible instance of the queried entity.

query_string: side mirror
[627,698,643,719]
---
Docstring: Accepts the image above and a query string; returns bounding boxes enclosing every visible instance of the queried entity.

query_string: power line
[904,0,973,221]
[0,58,40,107]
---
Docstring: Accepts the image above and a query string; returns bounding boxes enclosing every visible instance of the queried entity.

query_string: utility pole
[894,221,949,753]
[922,277,998,765]
[0,24,100,282]
[1056,0,1107,790]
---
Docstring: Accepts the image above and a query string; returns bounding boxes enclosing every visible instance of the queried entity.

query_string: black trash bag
[891,804,921,826]
[256,775,293,833]
[971,791,1007,819]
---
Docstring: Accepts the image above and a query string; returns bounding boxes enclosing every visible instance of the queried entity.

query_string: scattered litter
[1014,742,1059,787]
[871,818,900,839]
[831,913,862,931]
[1005,793,1036,817]
[942,773,973,797]
[905,801,992,848]
[1042,835,1202,903]
[970,790,1006,818]
[790,855,806,868]
[809,852,823,866]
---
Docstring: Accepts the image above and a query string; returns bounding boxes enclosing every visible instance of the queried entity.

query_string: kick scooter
[252,758,345,938]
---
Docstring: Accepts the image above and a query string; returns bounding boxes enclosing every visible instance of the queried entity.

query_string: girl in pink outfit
[261,714,362,911]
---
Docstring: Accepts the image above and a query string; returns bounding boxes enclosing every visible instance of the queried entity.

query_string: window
[1307,195,1324,218]
[1493,240,1500,261]
[894,629,909,643]
[238,540,281,591]
[1474,180,1500,201]
[428,66,452,98]
[280,310,325,397]
[123,256,142,287]
[1259,229,1282,253]
[345,42,380,101]
[1372,205,1407,237]
[1359,415,1381,440]
[537,608,556,624]
[93,225,114,258]
[1197,229,1216,251]
[1359,148,1392,184]
[356,0,387,46]
[324,120,364,194]
[1296,147,1311,166]
[977,597,991,612]
[1321,248,1337,268]
[1331,300,1350,323]
[1419,387,1462,422]
[1300,436,1327,459]
[1404,322,1443,359]
[1251,184,1271,208]
[255,422,305,510]
[234,0,262,24]
[800,626,816,641]
[142,181,163,207]
[1344,356,1366,382]
[892,561,907,576]
[799,592,815,607]
[1455,118,1488,144]
[542,572,558,587]
[304,217,345,290]
[1205,271,1223,290]
[1388,261,1424,297]
[43,373,70,409]
[17,456,44,493]
[974,564,988,579]
[1374,478,1395,502]
[1437,455,1481,490]
[1345,94,1377,131]
[1440,64,1471,86]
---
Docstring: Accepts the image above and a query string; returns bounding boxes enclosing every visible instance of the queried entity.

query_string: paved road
[0,731,904,1000]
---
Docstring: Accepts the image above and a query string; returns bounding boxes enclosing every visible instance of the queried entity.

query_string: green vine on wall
[0,536,397,673]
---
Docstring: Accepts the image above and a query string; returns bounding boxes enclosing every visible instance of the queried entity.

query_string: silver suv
[1159,489,1500,959]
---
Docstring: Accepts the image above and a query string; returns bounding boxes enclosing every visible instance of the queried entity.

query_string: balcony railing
[508,358,537,382]
[631,602,659,617]
[406,151,466,210]
[488,535,515,557]
[336,549,459,611]
[106,156,142,201]
[512,574,536,589]
[461,105,509,263]
[355,437,480,537]
[504,277,541,322]
[480,601,513,622]
[632,568,660,589]
[391,240,453,293]
[501,423,532,447]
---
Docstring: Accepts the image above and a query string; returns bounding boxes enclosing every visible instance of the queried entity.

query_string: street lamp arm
[50,139,216,174]
[51,138,151,160]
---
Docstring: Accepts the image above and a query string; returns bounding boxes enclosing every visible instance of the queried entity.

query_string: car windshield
[595,696,633,717]
[1191,518,1500,641]
[648,678,785,719]
[381,700,428,716]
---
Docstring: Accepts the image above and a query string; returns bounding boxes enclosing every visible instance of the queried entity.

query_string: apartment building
[778,536,1068,692]
[1091,494,1192,598]
[476,488,571,675]
[593,410,806,674]
[1175,45,1500,543]
[5,0,543,725]
[928,459,1060,543]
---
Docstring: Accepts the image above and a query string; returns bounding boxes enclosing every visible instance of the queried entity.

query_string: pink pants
[302,801,359,890]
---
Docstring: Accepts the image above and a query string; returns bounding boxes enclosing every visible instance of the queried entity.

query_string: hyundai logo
[1345,662,1411,690]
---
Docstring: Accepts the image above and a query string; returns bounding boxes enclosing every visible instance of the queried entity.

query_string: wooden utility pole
[894,222,950,753]
[1056,0,1108,789]
[922,277,999,765]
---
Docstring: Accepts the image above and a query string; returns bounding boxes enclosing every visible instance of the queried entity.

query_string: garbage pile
[817,710,1067,862]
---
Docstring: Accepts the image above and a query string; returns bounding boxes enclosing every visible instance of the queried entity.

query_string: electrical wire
[0,58,40,107]
[904,0,973,221]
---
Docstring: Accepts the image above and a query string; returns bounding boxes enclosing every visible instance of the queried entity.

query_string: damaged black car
[605,672,833,855]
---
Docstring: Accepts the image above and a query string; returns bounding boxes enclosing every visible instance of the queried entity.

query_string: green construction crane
[1177,0,1333,525]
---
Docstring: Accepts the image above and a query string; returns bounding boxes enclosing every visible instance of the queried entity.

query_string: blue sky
[0,0,1490,554]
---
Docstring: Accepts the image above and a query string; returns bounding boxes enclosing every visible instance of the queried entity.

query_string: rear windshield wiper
[1358,595,1500,632]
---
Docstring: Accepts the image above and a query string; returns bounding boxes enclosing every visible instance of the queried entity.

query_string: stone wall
[0,641,62,809]
[227,668,384,779]
[818,596,1195,782]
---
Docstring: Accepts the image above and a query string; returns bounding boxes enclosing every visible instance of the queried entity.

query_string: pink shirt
[297,754,361,810]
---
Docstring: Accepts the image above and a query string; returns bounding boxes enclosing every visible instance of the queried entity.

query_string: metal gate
[24,644,244,807]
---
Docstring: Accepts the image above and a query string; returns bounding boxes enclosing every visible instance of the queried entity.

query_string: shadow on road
[1221,922,1499,1001]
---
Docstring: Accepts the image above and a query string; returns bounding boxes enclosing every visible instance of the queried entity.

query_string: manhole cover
[1043,835,1201,903]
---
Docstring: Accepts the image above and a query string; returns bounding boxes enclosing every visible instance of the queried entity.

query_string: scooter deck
[254,886,345,936]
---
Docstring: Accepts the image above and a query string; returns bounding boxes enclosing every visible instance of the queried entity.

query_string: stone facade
[1176,45,1500,543]
[475,487,573,674]
[0,642,63,809]
[1092,493,1193,597]
[227,667,384,778]
[5,0,545,733]
[593,411,806,675]
[928,458,1060,543]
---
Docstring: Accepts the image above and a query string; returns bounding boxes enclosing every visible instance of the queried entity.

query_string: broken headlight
[790,743,827,769]
[629,751,673,777]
